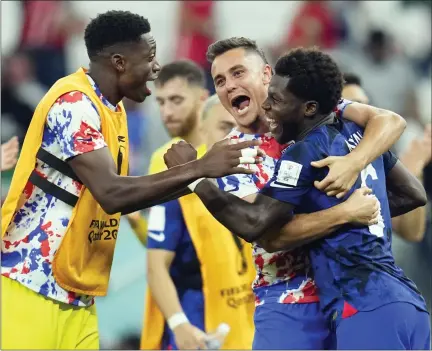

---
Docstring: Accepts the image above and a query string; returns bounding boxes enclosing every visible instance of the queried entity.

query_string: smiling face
[211,48,272,132]
[262,74,318,143]
[116,33,161,103]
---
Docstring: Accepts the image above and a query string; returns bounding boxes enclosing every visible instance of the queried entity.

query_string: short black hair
[206,37,269,65]
[274,47,343,114]
[155,60,206,88]
[343,72,362,87]
[84,10,151,59]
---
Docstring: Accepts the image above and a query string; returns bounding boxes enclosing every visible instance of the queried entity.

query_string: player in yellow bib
[1,11,261,350]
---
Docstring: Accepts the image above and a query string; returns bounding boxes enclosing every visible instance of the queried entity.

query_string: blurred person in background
[1,52,46,141]
[140,63,256,350]
[342,72,431,242]
[186,37,408,349]
[175,0,216,94]
[126,60,208,246]
[1,136,19,172]
[332,29,422,130]
[19,0,85,88]
[269,1,343,62]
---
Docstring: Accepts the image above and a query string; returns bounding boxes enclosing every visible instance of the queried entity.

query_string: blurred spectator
[175,1,216,94]
[270,1,343,61]
[1,52,46,140]
[19,0,84,88]
[331,29,422,129]
[1,136,19,172]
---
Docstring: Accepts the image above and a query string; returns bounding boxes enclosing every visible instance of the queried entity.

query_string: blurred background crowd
[1,1,431,349]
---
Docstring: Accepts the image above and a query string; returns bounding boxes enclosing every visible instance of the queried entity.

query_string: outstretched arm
[192,180,294,243]
[69,139,260,215]
[313,101,406,198]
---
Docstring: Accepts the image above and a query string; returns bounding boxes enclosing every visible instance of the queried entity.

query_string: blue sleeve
[382,150,398,175]
[260,141,318,207]
[147,199,186,251]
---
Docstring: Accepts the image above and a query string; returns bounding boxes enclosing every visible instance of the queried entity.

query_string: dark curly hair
[84,10,151,59]
[343,72,362,87]
[155,60,206,88]
[206,37,269,65]
[274,47,343,114]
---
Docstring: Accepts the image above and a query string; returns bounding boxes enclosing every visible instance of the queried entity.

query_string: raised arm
[312,101,407,198]
[69,139,260,215]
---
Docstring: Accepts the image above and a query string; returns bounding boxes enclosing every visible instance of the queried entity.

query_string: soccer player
[141,64,256,350]
[164,47,430,349]
[172,37,408,350]
[343,72,431,242]
[126,60,209,246]
[0,12,259,350]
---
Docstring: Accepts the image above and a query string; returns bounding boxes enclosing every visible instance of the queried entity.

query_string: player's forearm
[349,112,406,169]
[102,162,199,215]
[387,186,427,217]
[392,206,427,242]
[147,266,185,321]
[193,180,272,242]
[258,204,349,252]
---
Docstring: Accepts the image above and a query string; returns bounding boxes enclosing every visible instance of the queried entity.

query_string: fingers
[238,156,256,164]
[230,167,256,175]
[230,139,261,150]
[357,187,373,196]
[310,157,334,169]
[314,178,333,192]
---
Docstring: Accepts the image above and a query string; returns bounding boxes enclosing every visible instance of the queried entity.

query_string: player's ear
[262,64,272,85]
[111,54,126,73]
[304,101,318,117]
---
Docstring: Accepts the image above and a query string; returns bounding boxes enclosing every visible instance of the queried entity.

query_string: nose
[225,76,237,93]
[160,104,174,121]
[153,60,161,74]
[262,98,271,111]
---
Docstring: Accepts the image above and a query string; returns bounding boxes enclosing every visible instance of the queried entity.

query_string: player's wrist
[348,150,368,171]
[335,202,352,225]
[167,312,189,331]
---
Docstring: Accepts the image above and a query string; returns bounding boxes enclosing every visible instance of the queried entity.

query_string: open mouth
[144,82,152,96]
[231,95,251,116]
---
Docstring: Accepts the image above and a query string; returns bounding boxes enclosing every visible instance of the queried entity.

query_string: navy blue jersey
[261,117,427,322]
[147,200,202,291]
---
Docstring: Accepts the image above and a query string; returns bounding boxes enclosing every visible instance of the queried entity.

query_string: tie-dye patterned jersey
[216,129,319,305]
[1,75,114,307]
[215,100,354,305]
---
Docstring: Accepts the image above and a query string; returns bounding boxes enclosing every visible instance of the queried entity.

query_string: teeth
[237,105,249,116]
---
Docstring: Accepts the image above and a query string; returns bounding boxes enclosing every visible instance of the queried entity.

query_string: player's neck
[181,127,203,148]
[88,64,121,106]
[297,113,336,141]
[236,114,270,135]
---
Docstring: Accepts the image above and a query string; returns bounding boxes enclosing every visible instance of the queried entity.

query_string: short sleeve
[147,199,186,251]
[216,174,259,199]
[260,142,317,206]
[46,91,107,161]
[382,150,398,175]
